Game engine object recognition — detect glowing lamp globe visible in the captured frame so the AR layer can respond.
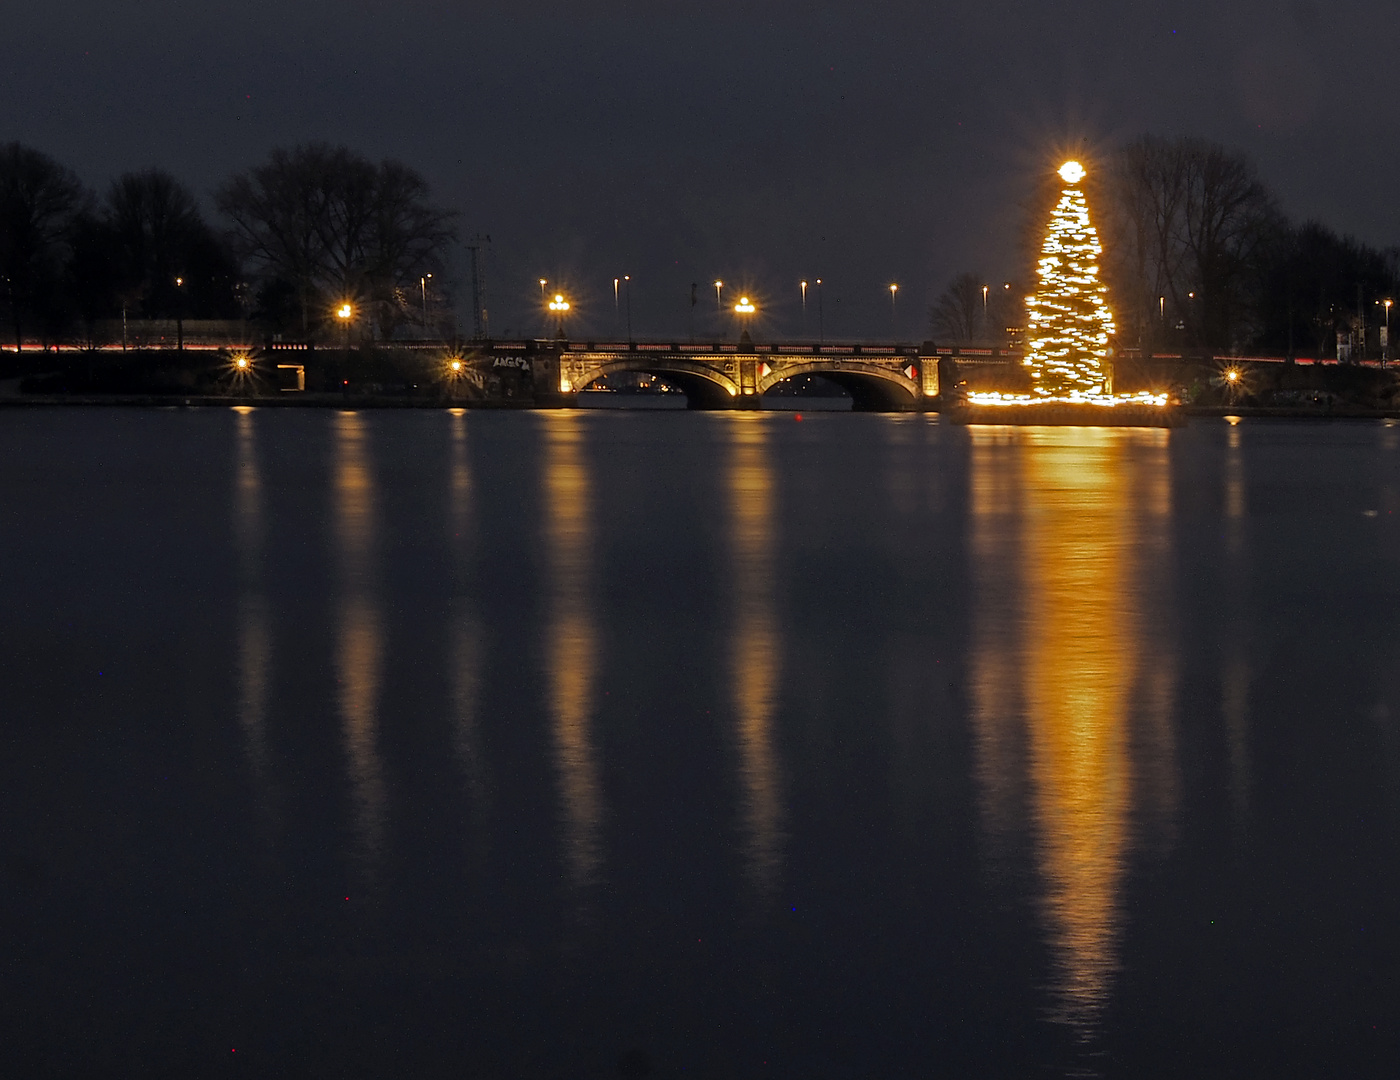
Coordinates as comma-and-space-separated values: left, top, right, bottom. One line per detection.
1058, 160, 1086, 184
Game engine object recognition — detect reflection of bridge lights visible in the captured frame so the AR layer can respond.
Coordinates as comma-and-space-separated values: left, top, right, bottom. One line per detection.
734, 297, 756, 314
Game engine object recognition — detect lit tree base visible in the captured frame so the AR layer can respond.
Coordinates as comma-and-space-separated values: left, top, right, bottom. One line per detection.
944, 399, 1185, 428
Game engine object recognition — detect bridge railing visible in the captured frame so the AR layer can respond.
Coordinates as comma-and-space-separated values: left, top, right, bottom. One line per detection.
473, 339, 1028, 359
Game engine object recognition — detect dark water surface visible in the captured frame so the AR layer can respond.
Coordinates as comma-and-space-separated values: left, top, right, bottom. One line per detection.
2, 408, 1398, 1078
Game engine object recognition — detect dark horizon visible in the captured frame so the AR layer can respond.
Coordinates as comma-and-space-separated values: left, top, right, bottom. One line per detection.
6, 0, 1396, 339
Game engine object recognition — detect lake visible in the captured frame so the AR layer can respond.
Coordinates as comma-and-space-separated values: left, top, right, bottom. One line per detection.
1, 407, 1397, 1078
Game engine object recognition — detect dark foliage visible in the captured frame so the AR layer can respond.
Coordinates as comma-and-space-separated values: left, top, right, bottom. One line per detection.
0, 142, 88, 350
216, 144, 456, 338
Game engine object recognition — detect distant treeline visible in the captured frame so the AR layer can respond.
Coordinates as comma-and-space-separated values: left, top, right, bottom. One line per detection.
931, 135, 1400, 360
0, 142, 457, 352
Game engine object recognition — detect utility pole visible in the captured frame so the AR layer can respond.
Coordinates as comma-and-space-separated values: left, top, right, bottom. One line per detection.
1358, 283, 1365, 362
465, 235, 490, 339
1287, 290, 1295, 363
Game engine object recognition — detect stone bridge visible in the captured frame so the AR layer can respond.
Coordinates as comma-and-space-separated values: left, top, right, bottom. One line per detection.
470, 339, 1023, 410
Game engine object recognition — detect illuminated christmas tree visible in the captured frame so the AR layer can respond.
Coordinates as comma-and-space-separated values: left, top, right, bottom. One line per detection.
1025, 161, 1116, 397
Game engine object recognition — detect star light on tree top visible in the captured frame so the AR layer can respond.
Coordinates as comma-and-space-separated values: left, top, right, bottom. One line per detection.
1024, 159, 1117, 397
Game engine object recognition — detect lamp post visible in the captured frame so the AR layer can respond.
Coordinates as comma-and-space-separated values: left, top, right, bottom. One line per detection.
816, 278, 824, 344
614, 277, 621, 334
890, 283, 899, 341
174, 276, 185, 350
734, 295, 756, 342
336, 302, 353, 356
548, 293, 570, 338
421, 274, 433, 334
800, 280, 808, 339
624, 275, 632, 342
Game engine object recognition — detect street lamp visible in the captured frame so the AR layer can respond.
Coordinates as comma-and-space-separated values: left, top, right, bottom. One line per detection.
816, 278, 824, 344
548, 292, 571, 338
890, 283, 899, 341
1384, 299, 1393, 365
336, 302, 354, 354
624, 275, 632, 342
421, 273, 433, 332
734, 295, 756, 341
800, 280, 808, 338
174, 276, 185, 350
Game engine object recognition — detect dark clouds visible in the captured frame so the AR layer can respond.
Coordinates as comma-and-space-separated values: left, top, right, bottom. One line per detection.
4, 0, 1395, 338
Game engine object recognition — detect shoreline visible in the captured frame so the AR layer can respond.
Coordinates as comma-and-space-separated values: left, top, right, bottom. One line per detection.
2, 394, 1400, 419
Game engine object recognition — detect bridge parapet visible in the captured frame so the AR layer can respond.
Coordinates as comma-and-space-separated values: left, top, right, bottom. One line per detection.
470, 339, 1025, 410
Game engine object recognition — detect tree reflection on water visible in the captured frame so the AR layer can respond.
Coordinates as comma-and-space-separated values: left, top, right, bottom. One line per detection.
970, 427, 1179, 1043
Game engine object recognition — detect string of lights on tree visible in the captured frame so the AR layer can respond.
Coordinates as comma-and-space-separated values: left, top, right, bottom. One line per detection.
1025, 160, 1115, 395
969, 160, 1165, 408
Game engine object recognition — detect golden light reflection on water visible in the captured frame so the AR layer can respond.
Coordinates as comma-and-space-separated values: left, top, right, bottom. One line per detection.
334, 412, 386, 873
542, 413, 603, 894
1223, 424, 1251, 829
449, 411, 485, 806
233, 408, 273, 816
969, 427, 1178, 1037
970, 432, 1029, 854
728, 417, 785, 900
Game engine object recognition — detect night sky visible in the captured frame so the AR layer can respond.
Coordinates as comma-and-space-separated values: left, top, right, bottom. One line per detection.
5, 0, 1394, 340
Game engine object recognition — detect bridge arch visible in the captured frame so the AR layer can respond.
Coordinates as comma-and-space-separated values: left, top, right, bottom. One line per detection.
758, 362, 923, 412
572, 357, 740, 409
